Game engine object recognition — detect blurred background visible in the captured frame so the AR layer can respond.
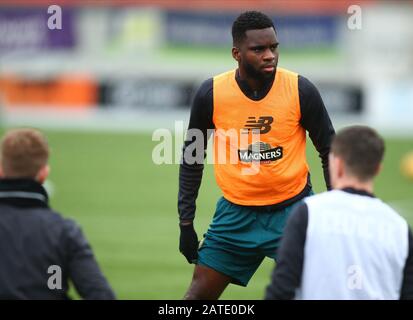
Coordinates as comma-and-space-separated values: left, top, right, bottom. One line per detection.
0, 0, 412, 299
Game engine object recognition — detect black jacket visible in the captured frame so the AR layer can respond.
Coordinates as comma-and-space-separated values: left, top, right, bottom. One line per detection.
0, 178, 115, 300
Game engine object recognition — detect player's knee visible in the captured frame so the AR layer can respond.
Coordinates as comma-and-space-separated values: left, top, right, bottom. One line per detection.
184, 272, 210, 300
184, 284, 218, 300
183, 288, 202, 300
183, 266, 228, 300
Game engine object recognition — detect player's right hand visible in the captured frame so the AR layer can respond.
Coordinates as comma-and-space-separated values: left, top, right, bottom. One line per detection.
179, 222, 199, 264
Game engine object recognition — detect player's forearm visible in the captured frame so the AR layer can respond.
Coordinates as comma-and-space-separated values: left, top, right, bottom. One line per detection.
178, 161, 204, 221
298, 76, 335, 190
319, 147, 332, 190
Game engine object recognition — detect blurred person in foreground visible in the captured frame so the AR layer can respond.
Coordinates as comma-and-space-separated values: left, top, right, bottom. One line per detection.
265, 126, 413, 300
0, 128, 115, 300
178, 11, 335, 299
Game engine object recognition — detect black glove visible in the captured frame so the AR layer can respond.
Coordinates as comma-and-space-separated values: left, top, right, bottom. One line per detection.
179, 222, 199, 264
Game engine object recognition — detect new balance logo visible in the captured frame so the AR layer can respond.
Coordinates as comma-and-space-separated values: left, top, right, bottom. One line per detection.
242, 116, 274, 134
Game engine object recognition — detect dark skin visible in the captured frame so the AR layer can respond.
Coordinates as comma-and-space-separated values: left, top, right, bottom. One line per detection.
232, 27, 279, 91
183, 27, 279, 300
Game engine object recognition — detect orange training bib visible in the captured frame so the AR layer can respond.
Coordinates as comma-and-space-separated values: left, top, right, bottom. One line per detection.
212, 67, 308, 205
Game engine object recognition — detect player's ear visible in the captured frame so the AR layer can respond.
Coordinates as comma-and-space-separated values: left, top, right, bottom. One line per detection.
0, 163, 4, 178
232, 46, 241, 62
328, 152, 339, 189
337, 157, 346, 178
328, 153, 335, 175
36, 164, 50, 184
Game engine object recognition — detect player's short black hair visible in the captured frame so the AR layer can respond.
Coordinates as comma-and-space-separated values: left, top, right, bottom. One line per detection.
232, 11, 275, 46
331, 126, 385, 181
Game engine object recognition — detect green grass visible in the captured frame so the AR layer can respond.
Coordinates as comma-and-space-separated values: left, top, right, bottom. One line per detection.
39, 130, 413, 299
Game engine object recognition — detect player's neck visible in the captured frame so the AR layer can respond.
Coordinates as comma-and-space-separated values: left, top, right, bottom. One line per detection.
333, 176, 374, 194
237, 68, 272, 92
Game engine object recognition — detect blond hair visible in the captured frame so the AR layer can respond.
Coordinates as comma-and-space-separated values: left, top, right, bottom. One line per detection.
0, 128, 49, 178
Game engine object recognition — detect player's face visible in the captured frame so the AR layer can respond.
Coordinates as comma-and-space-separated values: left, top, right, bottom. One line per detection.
237, 27, 279, 80
329, 152, 340, 189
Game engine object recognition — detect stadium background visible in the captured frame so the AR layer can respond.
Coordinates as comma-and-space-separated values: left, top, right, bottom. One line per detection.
0, 0, 412, 299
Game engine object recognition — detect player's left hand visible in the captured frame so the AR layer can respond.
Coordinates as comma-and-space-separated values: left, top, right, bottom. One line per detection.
179, 222, 199, 264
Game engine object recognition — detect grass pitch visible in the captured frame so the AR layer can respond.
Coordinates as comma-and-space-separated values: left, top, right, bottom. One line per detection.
39, 130, 413, 299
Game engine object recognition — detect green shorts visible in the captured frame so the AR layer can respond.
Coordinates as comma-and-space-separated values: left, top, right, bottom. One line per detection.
197, 194, 311, 287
